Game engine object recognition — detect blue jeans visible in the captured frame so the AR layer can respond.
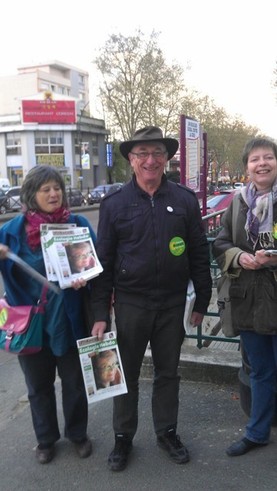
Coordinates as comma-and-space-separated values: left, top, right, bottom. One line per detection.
240, 331, 277, 444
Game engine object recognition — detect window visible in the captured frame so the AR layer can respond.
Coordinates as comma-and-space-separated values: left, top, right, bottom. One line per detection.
74, 135, 99, 159
40, 82, 49, 91
6, 132, 22, 156
91, 135, 99, 157
35, 131, 64, 154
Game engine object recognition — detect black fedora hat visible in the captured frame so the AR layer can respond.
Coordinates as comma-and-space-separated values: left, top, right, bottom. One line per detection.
120, 126, 179, 161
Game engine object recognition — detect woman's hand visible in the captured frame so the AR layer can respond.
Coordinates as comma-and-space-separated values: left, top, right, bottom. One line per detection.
238, 252, 260, 269
255, 249, 277, 268
71, 278, 87, 290
0, 244, 9, 260
238, 250, 277, 269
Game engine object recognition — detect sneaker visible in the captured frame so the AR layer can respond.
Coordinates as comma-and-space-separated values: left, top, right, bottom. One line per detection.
157, 430, 189, 464
108, 435, 132, 472
226, 437, 267, 457
36, 444, 55, 464
74, 437, 92, 458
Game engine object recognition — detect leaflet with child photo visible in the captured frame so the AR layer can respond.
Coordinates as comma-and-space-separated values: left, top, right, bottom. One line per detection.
40, 223, 77, 281
76, 332, 128, 404
41, 226, 103, 289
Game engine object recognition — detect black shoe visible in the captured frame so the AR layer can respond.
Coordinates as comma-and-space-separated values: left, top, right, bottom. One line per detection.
226, 437, 267, 457
157, 429, 190, 464
108, 435, 132, 472
74, 437, 92, 458
36, 444, 55, 464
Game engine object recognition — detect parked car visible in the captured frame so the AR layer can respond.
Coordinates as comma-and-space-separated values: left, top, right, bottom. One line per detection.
0, 186, 22, 214
66, 188, 87, 207
0, 189, 7, 214
233, 182, 245, 189
206, 190, 236, 214
106, 182, 124, 195
204, 190, 236, 230
0, 178, 11, 191
87, 183, 123, 205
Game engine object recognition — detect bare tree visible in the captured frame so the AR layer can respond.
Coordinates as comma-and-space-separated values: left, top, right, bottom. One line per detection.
93, 30, 265, 184
180, 93, 260, 182
94, 30, 185, 140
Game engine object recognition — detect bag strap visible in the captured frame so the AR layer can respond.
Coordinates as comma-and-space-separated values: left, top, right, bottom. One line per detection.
38, 285, 48, 306
231, 194, 240, 246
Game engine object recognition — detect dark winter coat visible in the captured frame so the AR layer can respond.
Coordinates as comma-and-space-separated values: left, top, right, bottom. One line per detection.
92, 175, 212, 321
213, 193, 277, 334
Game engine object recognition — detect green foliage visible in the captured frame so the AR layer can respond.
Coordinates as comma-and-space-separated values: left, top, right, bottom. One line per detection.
106, 140, 132, 183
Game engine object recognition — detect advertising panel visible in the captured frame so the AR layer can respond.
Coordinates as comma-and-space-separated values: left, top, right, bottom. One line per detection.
179, 114, 208, 214
22, 100, 76, 124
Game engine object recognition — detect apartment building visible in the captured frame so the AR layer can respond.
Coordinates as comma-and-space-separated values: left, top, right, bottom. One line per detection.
0, 60, 109, 188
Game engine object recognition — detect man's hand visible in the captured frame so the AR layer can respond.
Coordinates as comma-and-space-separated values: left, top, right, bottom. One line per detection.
190, 312, 204, 327
91, 321, 107, 340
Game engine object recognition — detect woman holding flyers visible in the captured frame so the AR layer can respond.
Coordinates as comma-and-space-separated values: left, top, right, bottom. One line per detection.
213, 138, 277, 457
0, 165, 96, 464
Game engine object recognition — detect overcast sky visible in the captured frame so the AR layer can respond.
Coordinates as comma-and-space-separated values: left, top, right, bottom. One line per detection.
2, 0, 276, 138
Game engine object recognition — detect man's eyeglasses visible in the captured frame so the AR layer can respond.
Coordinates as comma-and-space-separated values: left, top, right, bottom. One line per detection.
130, 151, 167, 160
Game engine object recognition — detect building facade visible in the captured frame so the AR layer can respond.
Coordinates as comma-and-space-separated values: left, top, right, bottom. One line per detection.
0, 60, 109, 189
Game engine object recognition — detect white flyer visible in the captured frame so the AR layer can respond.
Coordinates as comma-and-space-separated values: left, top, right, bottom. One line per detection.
41, 226, 103, 288
76, 332, 127, 404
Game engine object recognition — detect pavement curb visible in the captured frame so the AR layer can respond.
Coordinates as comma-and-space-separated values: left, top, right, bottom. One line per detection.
142, 345, 241, 386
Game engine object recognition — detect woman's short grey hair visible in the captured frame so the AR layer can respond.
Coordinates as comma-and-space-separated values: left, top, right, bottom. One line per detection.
20, 165, 68, 211
242, 138, 277, 168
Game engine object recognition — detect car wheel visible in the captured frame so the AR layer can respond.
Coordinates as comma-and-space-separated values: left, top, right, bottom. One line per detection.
0, 205, 7, 214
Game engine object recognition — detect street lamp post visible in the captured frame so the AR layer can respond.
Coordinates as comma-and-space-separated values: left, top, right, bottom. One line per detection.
78, 101, 90, 192
77, 109, 83, 191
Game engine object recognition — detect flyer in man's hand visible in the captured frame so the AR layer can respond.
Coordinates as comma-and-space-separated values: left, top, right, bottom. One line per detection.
76, 332, 128, 404
40, 226, 103, 288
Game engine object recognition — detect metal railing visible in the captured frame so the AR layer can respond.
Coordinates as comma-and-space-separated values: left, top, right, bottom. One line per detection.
186, 208, 240, 349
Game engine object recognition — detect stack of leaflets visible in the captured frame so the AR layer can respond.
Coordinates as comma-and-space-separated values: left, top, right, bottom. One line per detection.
40, 224, 103, 289
77, 332, 127, 403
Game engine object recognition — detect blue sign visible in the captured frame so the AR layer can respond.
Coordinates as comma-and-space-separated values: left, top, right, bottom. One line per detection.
106, 143, 113, 167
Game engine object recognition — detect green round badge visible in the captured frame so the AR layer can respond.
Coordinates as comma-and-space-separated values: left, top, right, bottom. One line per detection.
169, 236, 186, 256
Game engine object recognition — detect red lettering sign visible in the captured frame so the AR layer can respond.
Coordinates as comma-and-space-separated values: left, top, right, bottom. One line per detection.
22, 100, 76, 124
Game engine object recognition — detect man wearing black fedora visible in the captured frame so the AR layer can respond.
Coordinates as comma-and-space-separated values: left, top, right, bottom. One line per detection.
91, 126, 212, 471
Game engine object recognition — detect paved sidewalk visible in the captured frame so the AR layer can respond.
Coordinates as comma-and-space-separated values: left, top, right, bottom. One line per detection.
1, 348, 277, 491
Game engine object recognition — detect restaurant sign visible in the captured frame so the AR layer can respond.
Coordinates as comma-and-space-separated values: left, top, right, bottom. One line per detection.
22, 99, 76, 124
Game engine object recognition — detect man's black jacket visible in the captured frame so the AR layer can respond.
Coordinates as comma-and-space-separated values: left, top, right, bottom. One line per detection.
92, 175, 212, 321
